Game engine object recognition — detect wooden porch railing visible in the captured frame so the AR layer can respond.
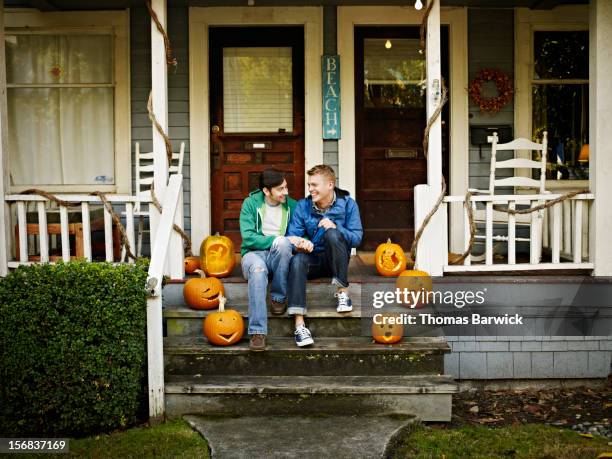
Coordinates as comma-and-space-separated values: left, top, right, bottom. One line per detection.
443, 192, 594, 272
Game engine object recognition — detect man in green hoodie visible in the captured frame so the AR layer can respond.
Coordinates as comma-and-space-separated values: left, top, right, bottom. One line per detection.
239, 168, 304, 351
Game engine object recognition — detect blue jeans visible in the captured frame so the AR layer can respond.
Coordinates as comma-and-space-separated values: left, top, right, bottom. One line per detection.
287, 229, 350, 316
241, 236, 293, 335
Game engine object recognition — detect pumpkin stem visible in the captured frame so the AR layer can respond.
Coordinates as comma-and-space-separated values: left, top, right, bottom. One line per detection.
194, 269, 206, 278
387, 238, 392, 243
218, 295, 226, 311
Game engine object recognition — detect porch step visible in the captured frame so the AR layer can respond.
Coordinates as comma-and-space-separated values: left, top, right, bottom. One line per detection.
165, 374, 458, 421
164, 336, 449, 376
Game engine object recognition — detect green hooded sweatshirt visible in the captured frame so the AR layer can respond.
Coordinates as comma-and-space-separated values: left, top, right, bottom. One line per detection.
239, 189, 297, 256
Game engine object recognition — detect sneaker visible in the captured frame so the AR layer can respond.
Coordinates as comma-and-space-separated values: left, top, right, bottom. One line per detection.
294, 325, 314, 347
249, 334, 266, 352
335, 291, 353, 313
270, 299, 287, 315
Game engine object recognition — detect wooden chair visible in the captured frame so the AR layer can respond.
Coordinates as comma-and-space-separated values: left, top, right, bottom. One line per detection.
469, 131, 548, 264
133, 141, 185, 257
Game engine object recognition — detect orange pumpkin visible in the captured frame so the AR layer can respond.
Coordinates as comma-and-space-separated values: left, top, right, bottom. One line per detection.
200, 233, 235, 278
183, 269, 224, 310
395, 269, 433, 309
184, 256, 201, 274
203, 295, 244, 346
372, 313, 404, 344
375, 239, 407, 277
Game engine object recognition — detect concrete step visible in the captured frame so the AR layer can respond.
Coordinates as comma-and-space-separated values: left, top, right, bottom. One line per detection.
165, 374, 458, 421
165, 336, 449, 376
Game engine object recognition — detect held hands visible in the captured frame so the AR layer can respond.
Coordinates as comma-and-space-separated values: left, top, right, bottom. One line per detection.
318, 218, 336, 230
288, 236, 314, 253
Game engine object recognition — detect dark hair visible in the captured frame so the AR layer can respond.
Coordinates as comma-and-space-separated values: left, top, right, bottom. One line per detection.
259, 168, 286, 191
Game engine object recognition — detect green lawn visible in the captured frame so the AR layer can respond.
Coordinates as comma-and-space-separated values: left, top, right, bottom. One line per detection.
390, 423, 610, 459
27, 420, 210, 459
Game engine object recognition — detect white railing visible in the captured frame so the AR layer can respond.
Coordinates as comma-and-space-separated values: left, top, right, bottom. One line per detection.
443, 192, 594, 272
5, 193, 153, 267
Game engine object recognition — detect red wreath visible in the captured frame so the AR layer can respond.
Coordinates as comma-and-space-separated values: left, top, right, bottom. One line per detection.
468, 68, 513, 114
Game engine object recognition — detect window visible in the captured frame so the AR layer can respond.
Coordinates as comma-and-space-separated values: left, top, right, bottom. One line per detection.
5, 11, 129, 192
531, 31, 589, 180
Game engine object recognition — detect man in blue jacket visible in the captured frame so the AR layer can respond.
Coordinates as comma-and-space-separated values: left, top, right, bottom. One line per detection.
286, 164, 363, 347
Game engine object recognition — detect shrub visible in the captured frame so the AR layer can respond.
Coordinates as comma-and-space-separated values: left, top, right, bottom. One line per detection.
0, 260, 149, 436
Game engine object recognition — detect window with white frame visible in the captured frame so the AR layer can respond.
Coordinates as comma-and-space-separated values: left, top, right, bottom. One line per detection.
4, 11, 129, 192
531, 30, 589, 180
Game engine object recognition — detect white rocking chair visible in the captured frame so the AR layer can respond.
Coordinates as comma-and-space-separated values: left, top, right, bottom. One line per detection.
469, 131, 548, 264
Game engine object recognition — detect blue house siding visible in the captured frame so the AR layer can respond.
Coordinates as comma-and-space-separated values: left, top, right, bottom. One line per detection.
130, 6, 191, 256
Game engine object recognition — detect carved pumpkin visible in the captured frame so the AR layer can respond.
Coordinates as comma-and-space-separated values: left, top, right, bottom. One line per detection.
372, 313, 404, 344
200, 233, 236, 278
184, 269, 224, 310
203, 295, 244, 346
375, 239, 407, 277
184, 256, 201, 274
395, 269, 433, 309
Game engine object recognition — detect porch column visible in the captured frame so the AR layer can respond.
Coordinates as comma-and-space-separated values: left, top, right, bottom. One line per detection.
414, 0, 447, 276
590, 0, 612, 276
0, 5, 9, 276
150, 0, 184, 279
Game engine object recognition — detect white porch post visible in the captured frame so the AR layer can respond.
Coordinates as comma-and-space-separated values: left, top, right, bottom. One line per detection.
150, 0, 184, 279
0, 5, 9, 276
414, 0, 447, 276
590, 0, 612, 276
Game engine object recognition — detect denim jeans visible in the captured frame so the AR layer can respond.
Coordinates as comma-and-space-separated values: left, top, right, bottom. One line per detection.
241, 236, 293, 335
287, 228, 349, 316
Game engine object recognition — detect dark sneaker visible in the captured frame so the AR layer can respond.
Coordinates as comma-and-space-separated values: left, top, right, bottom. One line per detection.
294, 325, 314, 347
270, 299, 287, 315
249, 334, 266, 352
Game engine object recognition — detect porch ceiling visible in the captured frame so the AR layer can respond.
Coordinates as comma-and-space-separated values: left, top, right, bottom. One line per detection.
4, 0, 588, 11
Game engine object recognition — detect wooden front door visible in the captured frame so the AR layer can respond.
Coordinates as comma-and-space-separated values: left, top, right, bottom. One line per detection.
209, 27, 305, 249
355, 27, 449, 250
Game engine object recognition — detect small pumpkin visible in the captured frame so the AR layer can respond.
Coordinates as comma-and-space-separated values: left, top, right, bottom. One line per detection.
203, 295, 244, 346
184, 269, 224, 310
200, 233, 236, 278
372, 313, 404, 344
184, 256, 201, 274
395, 269, 433, 309
375, 238, 407, 277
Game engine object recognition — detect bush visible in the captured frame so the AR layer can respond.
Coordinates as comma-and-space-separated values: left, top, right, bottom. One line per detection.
0, 260, 149, 436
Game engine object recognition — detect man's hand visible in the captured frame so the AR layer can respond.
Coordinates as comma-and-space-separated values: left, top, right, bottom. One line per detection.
287, 236, 303, 247
297, 239, 314, 253
318, 218, 336, 230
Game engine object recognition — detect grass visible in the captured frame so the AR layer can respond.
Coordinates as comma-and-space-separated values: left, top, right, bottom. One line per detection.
390, 423, 610, 459
23, 419, 210, 459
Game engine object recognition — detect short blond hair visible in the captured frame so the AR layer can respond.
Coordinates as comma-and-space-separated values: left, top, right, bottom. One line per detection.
307, 164, 336, 183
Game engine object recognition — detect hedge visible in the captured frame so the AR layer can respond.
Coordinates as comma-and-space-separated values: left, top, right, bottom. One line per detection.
0, 261, 149, 436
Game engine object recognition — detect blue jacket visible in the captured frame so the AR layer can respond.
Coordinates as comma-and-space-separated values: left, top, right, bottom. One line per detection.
287, 188, 363, 253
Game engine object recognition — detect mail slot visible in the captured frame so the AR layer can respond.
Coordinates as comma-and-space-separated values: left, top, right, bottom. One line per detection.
245, 142, 272, 150
385, 149, 418, 159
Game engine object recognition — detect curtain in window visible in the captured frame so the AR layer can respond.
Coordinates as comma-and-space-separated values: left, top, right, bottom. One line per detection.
6, 35, 114, 186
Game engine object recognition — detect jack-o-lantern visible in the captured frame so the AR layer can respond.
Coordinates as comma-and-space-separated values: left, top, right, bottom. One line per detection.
372, 313, 404, 344
200, 233, 235, 278
184, 269, 224, 310
184, 256, 201, 274
203, 295, 244, 346
375, 239, 407, 277
395, 269, 433, 309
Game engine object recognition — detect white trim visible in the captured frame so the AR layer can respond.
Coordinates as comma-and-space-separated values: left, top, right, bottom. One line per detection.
514, 6, 588, 177
337, 6, 468, 252
188, 7, 323, 248
4, 9, 131, 194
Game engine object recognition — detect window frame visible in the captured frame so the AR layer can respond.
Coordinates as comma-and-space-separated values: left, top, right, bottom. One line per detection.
5, 9, 130, 193
515, 6, 589, 189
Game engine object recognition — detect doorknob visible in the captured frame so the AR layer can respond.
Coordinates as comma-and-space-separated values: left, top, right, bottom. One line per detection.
211, 125, 220, 134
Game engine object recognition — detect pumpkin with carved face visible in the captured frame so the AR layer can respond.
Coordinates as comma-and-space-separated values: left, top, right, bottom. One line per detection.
184, 256, 201, 274
375, 239, 407, 277
184, 269, 224, 310
372, 313, 404, 344
203, 295, 244, 346
395, 269, 433, 309
200, 233, 236, 278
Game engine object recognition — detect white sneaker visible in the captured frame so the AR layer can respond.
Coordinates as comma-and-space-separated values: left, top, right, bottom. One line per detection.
294, 325, 314, 347
335, 291, 353, 313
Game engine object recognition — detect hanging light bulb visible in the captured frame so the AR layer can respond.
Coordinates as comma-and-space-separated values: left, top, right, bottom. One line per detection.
385, 39, 392, 49
414, 0, 423, 10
